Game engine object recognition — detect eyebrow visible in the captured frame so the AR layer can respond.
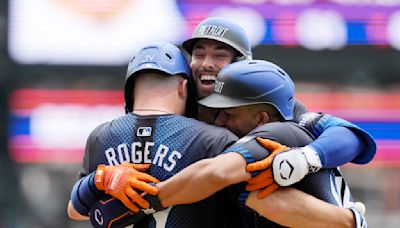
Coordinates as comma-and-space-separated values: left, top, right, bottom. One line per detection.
193, 43, 233, 52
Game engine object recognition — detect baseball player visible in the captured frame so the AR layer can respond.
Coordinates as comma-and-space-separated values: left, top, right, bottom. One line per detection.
68, 43, 364, 228
68, 42, 240, 227
182, 17, 376, 188
68, 17, 374, 227
123, 60, 367, 227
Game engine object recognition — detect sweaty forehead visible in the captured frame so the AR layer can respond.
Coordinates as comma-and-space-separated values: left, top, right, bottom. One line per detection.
193, 39, 235, 52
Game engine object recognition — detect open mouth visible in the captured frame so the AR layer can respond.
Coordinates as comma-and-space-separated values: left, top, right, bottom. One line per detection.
200, 74, 217, 86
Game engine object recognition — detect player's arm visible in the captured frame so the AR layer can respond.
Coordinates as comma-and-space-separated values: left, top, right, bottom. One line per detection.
156, 152, 250, 207
293, 99, 376, 166
247, 114, 376, 190
297, 112, 376, 168
68, 128, 101, 220
68, 201, 89, 220
246, 188, 364, 228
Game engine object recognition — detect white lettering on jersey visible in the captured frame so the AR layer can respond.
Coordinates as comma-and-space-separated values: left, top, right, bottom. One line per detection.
153, 144, 169, 167
104, 142, 182, 171
105, 148, 118, 165
117, 143, 130, 163
143, 142, 153, 163
132, 141, 143, 163
164, 150, 182, 172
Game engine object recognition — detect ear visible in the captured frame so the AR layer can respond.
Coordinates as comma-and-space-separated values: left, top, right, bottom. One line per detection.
257, 111, 269, 126
178, 79, 188, 100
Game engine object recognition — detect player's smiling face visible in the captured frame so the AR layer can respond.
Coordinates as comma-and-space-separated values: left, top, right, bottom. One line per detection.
190, 39, 236, 99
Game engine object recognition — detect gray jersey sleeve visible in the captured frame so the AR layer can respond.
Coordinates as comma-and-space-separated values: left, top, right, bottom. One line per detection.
197, 124, 239, 158
224, 122, 314, 163
293, 99, 308, 123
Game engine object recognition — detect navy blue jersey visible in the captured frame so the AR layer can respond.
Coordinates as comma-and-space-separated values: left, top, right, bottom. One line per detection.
224, 122, 355, 227
80, 113, 238, 228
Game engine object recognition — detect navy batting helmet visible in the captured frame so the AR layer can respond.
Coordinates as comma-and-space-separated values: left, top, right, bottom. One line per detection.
182, 17, 252, 60
198, 60, 295, 120
125, 42, 198, 118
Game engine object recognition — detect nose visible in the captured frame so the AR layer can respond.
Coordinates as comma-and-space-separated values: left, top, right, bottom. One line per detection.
214, 111, 226, 127
201, 55, 215, 70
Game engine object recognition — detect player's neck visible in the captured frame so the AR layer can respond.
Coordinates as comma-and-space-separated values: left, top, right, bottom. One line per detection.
133, 108, 172, 115
133, 102, 176, 115
133, 98, 184, 116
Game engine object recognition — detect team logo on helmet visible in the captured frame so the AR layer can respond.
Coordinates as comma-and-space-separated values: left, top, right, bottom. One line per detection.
182, 17, 252, 59
214, 80, 225, 93
198, 25, 229, 37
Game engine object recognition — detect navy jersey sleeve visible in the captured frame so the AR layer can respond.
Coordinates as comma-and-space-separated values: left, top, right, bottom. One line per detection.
78, 122, 109, 178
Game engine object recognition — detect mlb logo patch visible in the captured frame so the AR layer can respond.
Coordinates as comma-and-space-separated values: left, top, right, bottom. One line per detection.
137, 127, 152, 137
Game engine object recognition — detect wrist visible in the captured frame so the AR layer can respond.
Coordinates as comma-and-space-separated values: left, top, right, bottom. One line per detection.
301, 146, 322, 173
94, 164, 106, 190
143, 192, 166, 213
71, 173, 105, 216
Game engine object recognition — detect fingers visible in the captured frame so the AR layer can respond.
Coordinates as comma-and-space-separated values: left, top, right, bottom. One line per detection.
117, 163, 151, 173
257, 183, 279, 199
120, 194, 140, 212
246, 157, 273, 172
256, 137, 290, 153
125, 186, 150, 209
136, 172, 160, 184
129, 179, 159, 195
246, 179, 274, 191
247, 138, 290, 172
245, 169, 274, 191
256, 137, 281, 150
247, 138, 290, 173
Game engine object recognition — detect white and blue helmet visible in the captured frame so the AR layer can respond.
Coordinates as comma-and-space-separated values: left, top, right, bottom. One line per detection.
125, 42, 197, 117
198, 60, 295, 120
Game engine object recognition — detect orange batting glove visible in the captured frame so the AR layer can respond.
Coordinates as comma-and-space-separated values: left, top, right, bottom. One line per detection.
94, 163, 159, 212
245, 138, 290, 198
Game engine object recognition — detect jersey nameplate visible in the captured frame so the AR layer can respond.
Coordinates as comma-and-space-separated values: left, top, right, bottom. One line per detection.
104, 142, 182, 172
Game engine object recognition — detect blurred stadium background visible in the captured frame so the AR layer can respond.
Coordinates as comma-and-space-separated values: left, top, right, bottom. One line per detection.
0, 0, 399, 227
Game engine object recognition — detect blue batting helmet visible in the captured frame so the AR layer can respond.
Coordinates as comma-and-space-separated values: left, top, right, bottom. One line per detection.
198, 60, 295, 120
182, 17, 252, 60
125, 42, 197, 117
